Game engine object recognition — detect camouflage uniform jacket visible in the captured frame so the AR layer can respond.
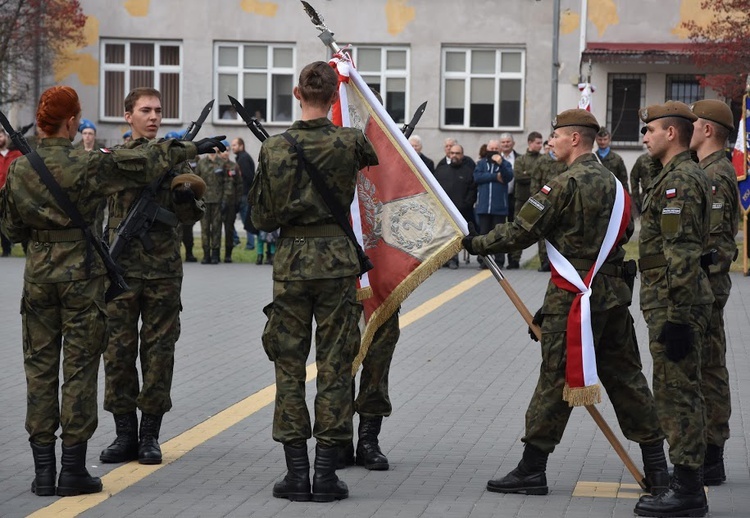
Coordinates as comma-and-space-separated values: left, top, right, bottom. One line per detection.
639, 150, 714, 322
513, 149, 542, 201
249, 117, 378, 281
530, 153, 567, 194
596, 149, 629, 193
473, 153, 633, 314
701, 149, 739, 296
195, 156, 232, 204
225, 159, 243, 209
1, 137, 196, 283
629, 152, 661, 207
107, 138, 204, 280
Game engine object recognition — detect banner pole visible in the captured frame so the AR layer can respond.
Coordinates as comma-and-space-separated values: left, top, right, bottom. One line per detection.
482, 255, 647, 490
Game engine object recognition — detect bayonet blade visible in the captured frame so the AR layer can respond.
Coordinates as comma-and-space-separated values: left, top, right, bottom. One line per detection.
183, 99, 214, 141
300, 1, 340, 52
402, 101, 427, 138
301, 1, 324, 27
228, 95, 270, 142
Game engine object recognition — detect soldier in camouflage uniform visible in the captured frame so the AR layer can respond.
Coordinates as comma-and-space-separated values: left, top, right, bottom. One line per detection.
0, 86, 201, 497
629, 152, 662, 215
219, 144, 242, 263
101, 88, 218, 467
595, 128, 629, 193
689, 100, 739, 487
634, 101, 714, 518
462, 109, 667, 499
195, 149, 229, 264
529, 148, 567, 271
507, 131, 543, 269
250, 61, 378, 502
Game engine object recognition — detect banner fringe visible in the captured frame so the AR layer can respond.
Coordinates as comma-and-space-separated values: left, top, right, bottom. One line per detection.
356, 286, 373, 301
351, 236, 464, 375
563, 383, 601, 407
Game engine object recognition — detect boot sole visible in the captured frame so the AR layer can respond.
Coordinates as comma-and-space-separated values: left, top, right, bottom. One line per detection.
634, 506, 708, 518
312, 492, 348, 502
56, 483, 103, 497
138, 458, 162, 465
31, 485, 56, 496
100, 452, 138, 463
486, 484, 548, 496
272, 490, 312, 501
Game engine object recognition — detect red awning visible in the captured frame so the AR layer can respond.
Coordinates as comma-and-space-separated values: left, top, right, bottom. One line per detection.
582, 43, 697, 65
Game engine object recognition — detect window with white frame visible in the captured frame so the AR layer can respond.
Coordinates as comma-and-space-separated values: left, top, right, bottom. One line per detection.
215, 43, 295, 124
350, 46, 409, 124
100, 40, 182, 121
666, 74, 704, 105
441, 47, 525, 130
606, 73, 646, 146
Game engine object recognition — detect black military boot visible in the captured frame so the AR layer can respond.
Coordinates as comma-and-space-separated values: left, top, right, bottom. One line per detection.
273, 443, 312, 501
100, 412, 138, 463
224, 246, 233, 263
634, 465, 707, 517
30, 442, 56, 496
57, 443, 103, 496
210, 249, 220, 265
312, 444, 348, 502
486, 444, 549, 495
641, 440, 669, 496
337, 441, 355, 469
703, 443, 725, 485
255, 253, 263, 265
355, 417, 389, 470
138, 413, 163, 465
200, 247, 210, 264
185, 250, 197, 263
265, 253, 274, 265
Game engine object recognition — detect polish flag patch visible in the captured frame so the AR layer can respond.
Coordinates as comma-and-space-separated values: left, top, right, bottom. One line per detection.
712, 185, 716, 195
541, 185, 551, 195
665, 188, 676, 199
99, 147, 112, 154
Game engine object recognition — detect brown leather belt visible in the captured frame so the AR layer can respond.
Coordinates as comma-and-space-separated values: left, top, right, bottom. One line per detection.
638, 253, 668, 271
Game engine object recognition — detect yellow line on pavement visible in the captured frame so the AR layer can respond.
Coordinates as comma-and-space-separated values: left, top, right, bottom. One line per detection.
30, 270, 491, 517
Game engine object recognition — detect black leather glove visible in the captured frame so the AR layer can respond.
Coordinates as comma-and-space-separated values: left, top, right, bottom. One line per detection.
657, 321, 694, 362
462, 221, 479, 255
172, 187, 195, 204
195, 136, 227, 154
528, 308, 544, 342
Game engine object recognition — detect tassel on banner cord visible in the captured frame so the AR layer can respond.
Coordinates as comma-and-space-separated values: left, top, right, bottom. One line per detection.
563, 383, 602, 407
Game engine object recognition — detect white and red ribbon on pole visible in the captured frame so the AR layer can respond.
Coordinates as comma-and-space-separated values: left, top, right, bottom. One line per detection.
546, 174, 630, 406
578, 83, 595, 112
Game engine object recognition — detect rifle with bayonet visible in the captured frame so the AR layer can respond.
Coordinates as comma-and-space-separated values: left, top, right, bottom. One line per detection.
0, 110, 129, 302
109, 99, 215, 261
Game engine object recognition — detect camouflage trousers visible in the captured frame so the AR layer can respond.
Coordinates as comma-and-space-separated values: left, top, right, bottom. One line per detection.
200, 203, 222, 252
703, 295, 731, 447
644, 305, 711, 469
104, 276, 182, 416
355, 311, 400, 418
22, 276, 107, 446
262, 277, 362, 447
222, 206, 237, 255
523, 305, 664, 454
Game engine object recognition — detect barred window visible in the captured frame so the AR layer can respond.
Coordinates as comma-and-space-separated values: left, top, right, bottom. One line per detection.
100, 40, 182, 121
215, 43, 295, 124
666, 74, 704, 105
350, 46, 410, 124
441, 47, 525, 130
606, 73, 646, 146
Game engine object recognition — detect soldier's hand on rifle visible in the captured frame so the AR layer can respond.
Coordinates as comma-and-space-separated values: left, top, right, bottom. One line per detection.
657, 321, 694, 362
195, 136, 227, 154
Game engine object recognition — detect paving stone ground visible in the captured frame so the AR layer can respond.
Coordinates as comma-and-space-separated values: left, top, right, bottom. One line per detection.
0, 245, 748, 517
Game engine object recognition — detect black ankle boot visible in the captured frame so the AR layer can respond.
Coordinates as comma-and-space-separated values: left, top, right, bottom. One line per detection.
100, 412, 138, 463
255, 253, 263, 265
57, 443, 103, 496
265, 253, 274, 265
138, 413, 163, 465
312, 444, 348, 502
30, 442, 56, 496
224, 246, 233, 263
337, 441, 355, 469
703, 444, 725, 485
273, 443, 312, 501
356, 416, 388, 470
210, 250, 220, 265
201, 248, 210, 264
487, 444, 549, 495
634, 464, 707, 517
641, 440, 669, 496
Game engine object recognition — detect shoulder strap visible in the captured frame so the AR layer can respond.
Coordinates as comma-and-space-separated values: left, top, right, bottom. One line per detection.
26, 151, 129, 301
280, 131, 373, 276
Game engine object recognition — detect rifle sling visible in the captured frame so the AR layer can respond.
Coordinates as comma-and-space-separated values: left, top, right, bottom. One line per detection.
280, 131, 368, 265
26, 151, 117, 279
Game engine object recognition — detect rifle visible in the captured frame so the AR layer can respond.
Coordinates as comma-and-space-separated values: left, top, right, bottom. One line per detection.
109, 99, 214, 261
0, 110, 128, 302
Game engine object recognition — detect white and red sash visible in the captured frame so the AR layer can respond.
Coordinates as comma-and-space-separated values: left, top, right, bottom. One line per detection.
545, 174, 631, 406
